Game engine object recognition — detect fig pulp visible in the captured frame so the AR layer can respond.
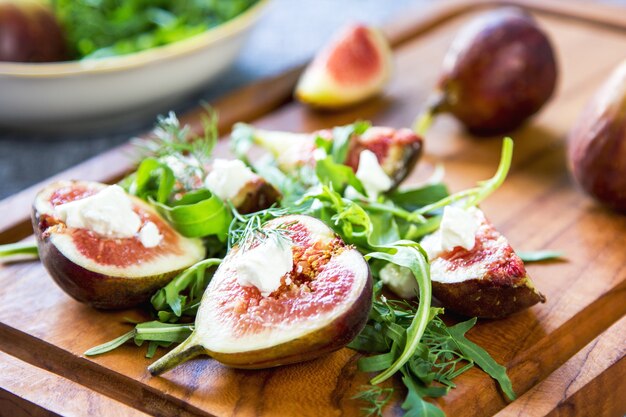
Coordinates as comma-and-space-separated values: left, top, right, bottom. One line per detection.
420, 208, 545, 318
0, 0, 67, 62
252, 125, 422, 187
567, 59, 626, 212
425, 8, 557, 136
295, 23, 393, 109
33, 180, 205, 309
149, 215, 372, 374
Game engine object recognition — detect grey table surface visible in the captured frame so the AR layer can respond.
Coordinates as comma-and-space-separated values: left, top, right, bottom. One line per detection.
0, 0, 424, 200
0, 0, 623, 200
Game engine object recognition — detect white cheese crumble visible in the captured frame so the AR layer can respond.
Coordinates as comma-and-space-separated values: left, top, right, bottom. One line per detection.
379, 263, 418, 299
235, 237, 293, 297
420, 206, 480, 259
54, 185, 163, 248
161, 155, 200, 179
356, 150, 393, 198
312, 148, 328, 161
204, 159, 256, 201
55, 185, 141, 239
138, 221, 163, 248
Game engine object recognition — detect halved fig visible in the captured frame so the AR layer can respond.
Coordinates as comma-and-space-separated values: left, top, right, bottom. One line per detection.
149, 215, 372, 374
295, 23, 393, 109
421, 208, 545, 318
252, 125, 422, 187
32, 180, 206, 309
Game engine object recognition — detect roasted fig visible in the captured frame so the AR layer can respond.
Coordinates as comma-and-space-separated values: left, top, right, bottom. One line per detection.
381, 207, 545, 318
0, 0, 67, 62
295, 23, 393, 109
33, 180, 205, 309
567, 59, 626, 211
149, 215, 372, 374
421, 8, 557, 136
252, 125, 422, 187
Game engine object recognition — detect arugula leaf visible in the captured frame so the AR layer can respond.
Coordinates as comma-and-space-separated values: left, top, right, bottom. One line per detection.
401, 372, 446, 417
126, 157, 176, 204
0, 242, 39, 262
316, 156, 366, 195
366, 245, 431, 384
388, 184, 449, 211
330, 121, 371, 164
151, 258, 222, 318
517, 250, 564, 263
445, 318, 516, 400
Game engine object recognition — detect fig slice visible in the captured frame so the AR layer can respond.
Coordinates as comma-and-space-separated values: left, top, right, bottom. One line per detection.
252, 125, 422, 187
149, 215, 372, 374
420, 208, 545, 318
295, 23, 393, 109
32, 180, 206, 309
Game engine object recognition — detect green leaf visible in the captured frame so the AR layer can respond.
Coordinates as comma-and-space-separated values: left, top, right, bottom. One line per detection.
446, 318, 516, 401
401, 373, 446, 417
134, 321, 193, 343
366, 245, 431, 385
329, 121, 370, 164
389, 184, 450, 211
316, 156, 366, 195
0, 241, 39, 261
517, 250, 565, 263
152, 190, 232, 239
130, 157, 176, 204
84, 330, 135, 356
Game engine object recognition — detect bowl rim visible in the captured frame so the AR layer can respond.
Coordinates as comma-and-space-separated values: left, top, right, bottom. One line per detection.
0, 0, 270, 78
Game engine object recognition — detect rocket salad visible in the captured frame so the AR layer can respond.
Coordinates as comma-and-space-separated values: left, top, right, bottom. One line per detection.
78, 113, 519, 415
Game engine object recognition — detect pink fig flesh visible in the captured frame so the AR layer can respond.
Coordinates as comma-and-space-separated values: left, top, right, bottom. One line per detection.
567, 59, 626, 212
434, 8, 557, 136
32, 180, 205, 309
421, 208, 545, 318
149, 215, 372, 374
295, 23, 393, 109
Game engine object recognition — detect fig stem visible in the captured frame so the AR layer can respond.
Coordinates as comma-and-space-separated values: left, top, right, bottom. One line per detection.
413, 92, 446, 136
148, 333, 205, 376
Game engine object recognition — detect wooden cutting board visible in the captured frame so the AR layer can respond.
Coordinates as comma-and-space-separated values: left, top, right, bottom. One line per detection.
1, 0, 625, 416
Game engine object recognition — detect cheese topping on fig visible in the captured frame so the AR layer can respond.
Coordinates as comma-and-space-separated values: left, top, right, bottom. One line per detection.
55, 185, 142, 239
53, 185, 164, 248
421, 206, 479, 259
379, 263, 418, 299
234, 236, 294, 297
205, 159, 257, 201
138, 221, 163, 248
356, 149, 393, 198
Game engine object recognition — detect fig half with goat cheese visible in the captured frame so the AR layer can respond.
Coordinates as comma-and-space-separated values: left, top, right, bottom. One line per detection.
149, 215, 372, 374
423, 8, 557, 136
32, 180, 205, 309
567, 59, 626, 212
381, 207, 545, 318
295, 23, 393, 109
253, 125, 422, 188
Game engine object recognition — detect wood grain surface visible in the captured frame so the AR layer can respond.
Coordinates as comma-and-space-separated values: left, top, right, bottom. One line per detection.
1, 1, 626, 416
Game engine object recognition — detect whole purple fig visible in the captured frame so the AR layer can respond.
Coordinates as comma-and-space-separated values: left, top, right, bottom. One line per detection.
567, 60, 626, 212
424, 8, 558, 136
0, 0, 67, 62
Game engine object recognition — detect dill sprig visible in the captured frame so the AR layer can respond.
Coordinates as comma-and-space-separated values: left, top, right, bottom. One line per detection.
227, 206, 301, 251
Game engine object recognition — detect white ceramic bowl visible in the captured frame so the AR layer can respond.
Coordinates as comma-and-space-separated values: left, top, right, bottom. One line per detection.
0, 0, 269, 130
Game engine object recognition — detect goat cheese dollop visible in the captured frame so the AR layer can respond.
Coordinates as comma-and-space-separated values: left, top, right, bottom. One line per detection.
235, 236, 293, 297
54, 185, 162, 247
205, 159, 256, 201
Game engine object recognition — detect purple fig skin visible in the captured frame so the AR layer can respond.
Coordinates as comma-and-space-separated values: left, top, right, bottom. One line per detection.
567, 60, 626, 212
435, 8, 557, 136
0, 1, 67, 62
432, 276, 545, 319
